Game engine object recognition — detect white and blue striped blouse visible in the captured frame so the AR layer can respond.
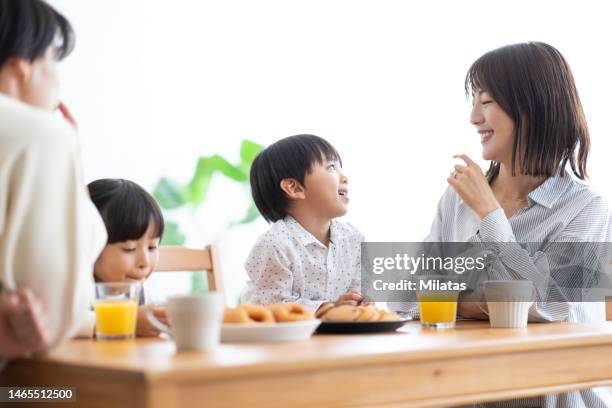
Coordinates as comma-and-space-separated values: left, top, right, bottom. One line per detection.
392, 173, 612, 408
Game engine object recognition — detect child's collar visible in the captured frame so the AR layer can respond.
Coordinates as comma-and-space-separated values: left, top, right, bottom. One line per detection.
284, 216, 338, 248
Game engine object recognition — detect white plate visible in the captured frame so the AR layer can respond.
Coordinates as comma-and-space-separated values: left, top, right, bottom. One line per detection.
221, 319, 321, 343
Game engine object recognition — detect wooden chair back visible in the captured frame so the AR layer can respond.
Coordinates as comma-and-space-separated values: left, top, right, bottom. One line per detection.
157, 245, 223, 293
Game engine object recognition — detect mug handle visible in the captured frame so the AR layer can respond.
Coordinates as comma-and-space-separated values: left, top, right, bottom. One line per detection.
146, 305, 173, 335
475, 281, 490, 317
476, 300, 490, 317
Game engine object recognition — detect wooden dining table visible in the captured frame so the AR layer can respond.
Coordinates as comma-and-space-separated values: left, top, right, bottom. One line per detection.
3, 320, 612, 408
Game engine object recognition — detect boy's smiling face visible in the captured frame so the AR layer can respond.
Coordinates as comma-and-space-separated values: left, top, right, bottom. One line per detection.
302, 158, 349, 218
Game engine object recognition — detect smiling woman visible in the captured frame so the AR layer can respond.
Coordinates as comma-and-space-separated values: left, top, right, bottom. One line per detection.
466, 42, 590, 182
447, 42, 593, 222
391, 42, 612, 408
448, 42, 595, 223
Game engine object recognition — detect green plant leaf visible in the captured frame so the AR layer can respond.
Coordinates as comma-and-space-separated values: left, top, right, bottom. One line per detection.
153, 140, 263, 245
188, 155, 247, 206
240, 139, 264, 163
239, 139, 264, 173
160, 221, 186, 245
188, 157, 214, 206
209, 154, 247, 182
153, 178, 189, 209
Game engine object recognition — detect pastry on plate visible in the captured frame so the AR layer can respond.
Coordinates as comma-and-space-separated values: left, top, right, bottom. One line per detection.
319, 304, 400, 322
224, 303, 314, 324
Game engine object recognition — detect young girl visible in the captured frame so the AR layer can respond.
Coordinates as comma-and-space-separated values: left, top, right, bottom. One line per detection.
78, 178, 167, 337
243, 134, 365, 313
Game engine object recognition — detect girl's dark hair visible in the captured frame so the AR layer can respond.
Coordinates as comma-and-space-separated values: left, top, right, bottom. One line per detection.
0, 0, 75, 69
250, 134, 342, 223
88, 179, 164, 244
465, 42, 590, 180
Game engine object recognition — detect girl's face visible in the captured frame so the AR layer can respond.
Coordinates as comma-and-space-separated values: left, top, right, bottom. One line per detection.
470, 90, 516, 164
94, 223, 161, 283
303, 159, 349, 219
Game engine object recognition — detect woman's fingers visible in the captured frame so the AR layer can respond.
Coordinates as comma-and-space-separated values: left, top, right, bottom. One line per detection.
447, 175, 464, 193
0, 292, 19, 310
447, 155, 501, 219
452, 164, 469, 179
11, 289, 50, 350
454, 164, 469, 173
57, 102, 78, 129
453, 154, 477, 167
0, 289, 50, 357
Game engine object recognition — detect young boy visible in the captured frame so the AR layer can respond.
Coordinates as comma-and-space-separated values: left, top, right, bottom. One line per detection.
243, 134, 364, 313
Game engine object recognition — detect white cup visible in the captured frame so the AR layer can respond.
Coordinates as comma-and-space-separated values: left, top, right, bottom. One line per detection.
484, 280, 534, 328
147, 293, 224, 352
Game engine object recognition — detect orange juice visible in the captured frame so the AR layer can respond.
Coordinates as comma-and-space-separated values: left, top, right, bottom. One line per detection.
94, 300, 138, 339
417, 293, 458, 328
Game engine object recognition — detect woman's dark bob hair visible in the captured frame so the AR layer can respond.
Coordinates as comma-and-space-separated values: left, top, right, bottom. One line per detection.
250, 134, 342, 223
0, 0, 75, 69
465, 41, 590, 180
88, 179, 165, 244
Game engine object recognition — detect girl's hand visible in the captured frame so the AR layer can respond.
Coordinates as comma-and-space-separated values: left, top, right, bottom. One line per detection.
136, 306, 167, 337
447, 154, 501, 219
57, 101, 78, 130
0, 289, 51, 358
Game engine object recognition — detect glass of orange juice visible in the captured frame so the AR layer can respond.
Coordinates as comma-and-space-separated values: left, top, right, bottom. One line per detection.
417, 278, 460, 329
94, 282, 141, 340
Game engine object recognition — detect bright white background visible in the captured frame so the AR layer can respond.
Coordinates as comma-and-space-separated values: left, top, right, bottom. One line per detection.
49, 0, 612, 302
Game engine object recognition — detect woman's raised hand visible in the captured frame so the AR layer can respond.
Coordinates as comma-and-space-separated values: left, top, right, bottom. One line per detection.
447, 154, 501, 219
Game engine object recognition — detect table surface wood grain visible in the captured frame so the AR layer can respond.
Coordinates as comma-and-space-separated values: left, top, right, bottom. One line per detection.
4, 321, 612, 408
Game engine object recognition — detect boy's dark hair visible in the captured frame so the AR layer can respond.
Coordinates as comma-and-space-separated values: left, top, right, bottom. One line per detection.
250, 134, 342, 223
88, 179, 164, 243
465, 41, 590, 180
0, 0, 75, 69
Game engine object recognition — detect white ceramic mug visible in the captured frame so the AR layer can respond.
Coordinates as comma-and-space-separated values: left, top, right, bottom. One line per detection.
484, 280, 535, 328
147, 293, 224, 352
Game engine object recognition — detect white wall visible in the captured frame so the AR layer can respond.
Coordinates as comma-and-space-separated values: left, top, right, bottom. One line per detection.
48, 0, 612, 301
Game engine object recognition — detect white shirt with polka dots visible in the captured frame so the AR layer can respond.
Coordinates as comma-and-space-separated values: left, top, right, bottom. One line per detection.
242, 216, 364, 312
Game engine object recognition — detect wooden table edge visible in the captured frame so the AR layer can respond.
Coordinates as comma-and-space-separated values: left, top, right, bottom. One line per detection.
140, 329, 612, 382
351, 379, 612, 408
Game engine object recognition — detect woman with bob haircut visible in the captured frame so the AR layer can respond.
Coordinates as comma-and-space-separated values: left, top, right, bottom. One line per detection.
0, 0, 107, 364
394, 42, 611, 407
